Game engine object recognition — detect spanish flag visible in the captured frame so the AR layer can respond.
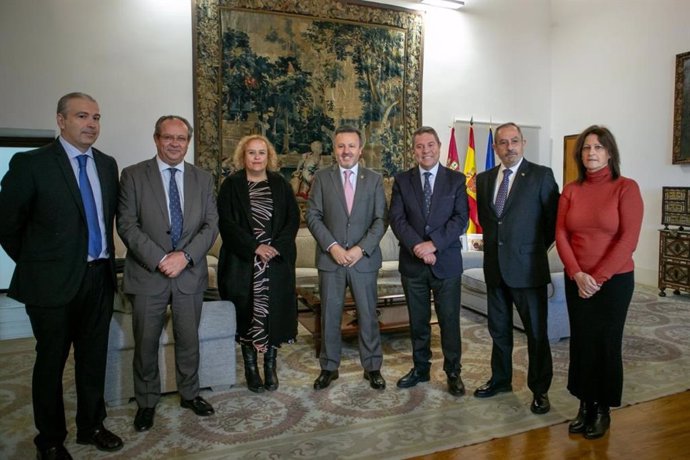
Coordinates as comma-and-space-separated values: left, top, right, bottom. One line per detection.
463, 122, 482, 234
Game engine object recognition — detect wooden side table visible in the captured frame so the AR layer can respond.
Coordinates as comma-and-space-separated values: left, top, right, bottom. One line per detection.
658, 229, 690, 296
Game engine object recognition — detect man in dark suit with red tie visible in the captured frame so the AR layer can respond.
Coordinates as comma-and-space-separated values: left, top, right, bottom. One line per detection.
0, 92, 123, 459
474, 122, 559, 415
389, 126, 469, 396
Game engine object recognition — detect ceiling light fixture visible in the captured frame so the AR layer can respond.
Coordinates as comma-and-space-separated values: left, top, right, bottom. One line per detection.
421, 0, 465, 9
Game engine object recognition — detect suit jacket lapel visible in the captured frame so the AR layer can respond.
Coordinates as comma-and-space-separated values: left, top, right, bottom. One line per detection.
93, 150, 112, 224
409, 168, 426, 218
145, 158, 170, 224
428, 166, 449, 219
351, 167, 368, 214
53, 142, 86, 221
329, 165, 348, 215
182, 163, 195, 232
485, 166, 500, 215
501, 160, 530, 215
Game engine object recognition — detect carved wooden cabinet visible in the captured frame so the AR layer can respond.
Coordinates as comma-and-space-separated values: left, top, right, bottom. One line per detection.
658, 229, 690, 296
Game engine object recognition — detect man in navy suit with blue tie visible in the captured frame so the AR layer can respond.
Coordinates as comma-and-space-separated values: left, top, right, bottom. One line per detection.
0, 92, 123, 459
389, 126, 469, 396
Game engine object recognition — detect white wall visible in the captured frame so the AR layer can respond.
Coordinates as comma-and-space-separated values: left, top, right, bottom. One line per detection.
550, 0, 690, 285
2, 0, 687, 286
0, 0, 194, 167
421, 0, 552, 166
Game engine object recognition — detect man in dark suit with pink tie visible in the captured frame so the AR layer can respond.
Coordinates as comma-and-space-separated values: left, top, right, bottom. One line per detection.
389, 126, 469, 396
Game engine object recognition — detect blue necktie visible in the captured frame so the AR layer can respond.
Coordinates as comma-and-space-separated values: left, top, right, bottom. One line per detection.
76, 155, 102, 258
168, 168, 183, 249
423, 171, 432, 217
495, 169, 513, 216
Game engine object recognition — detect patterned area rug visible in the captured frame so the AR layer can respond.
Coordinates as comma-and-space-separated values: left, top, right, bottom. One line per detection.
1, 285, 689, 459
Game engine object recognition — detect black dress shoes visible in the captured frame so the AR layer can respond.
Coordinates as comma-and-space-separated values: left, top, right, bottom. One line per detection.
181, 396, 215, 416
364, 370, 386, 390
134, 407, 156, 432
584, 405, 610, 439
473, 380, 512, 398
530, 393, 551, 414
76, 426, 124, 452
37, 445, 72, 460
396, 368, 430, 388
447, 373, 465, 396
313, 369, 339, 390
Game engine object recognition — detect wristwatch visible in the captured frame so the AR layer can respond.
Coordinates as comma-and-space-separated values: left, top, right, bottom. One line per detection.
183, 251, 193, 266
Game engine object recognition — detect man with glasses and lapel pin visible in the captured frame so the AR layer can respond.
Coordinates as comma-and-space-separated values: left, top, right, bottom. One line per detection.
474, 122, 559, 415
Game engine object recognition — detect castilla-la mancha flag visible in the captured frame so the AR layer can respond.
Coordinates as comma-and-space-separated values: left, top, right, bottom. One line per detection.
446, 127, 460, 171
462, 123, 482, 234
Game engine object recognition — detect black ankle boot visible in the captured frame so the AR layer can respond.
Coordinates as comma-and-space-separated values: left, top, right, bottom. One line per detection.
584, 404, 610, 439
569, 400, 593, 434
264, 348, 279, 391
241, 344, 264, 393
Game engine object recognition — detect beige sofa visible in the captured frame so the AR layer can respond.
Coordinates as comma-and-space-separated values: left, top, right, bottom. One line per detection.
295, 227, 399, 282
106, 233, 236, 407
294, 227, 484, 285
293, 227, 568, 343
460, 244, 570, 342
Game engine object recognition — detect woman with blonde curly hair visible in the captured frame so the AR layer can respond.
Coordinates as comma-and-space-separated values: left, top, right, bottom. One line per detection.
217, 134, 299, 392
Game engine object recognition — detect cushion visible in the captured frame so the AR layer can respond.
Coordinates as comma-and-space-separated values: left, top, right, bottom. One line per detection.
461, 268, 487, 294
295, 228, 317, 268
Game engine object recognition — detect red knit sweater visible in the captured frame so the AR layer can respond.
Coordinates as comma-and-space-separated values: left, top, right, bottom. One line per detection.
555, 166, 643, 285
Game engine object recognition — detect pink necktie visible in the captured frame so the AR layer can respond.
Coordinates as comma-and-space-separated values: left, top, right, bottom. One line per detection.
344, 170, 354, 214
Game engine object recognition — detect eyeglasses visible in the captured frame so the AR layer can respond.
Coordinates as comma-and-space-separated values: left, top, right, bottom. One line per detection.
158, 134, 189, 143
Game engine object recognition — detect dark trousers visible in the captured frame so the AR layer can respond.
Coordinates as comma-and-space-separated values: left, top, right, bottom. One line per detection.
486, 279, 552, 394
26, 262, 113, 450
401, 268, 462, 374
131, 287, 204, 407
566, 272, 633, 407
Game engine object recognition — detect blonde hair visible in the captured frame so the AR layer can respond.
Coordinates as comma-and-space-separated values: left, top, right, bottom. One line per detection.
232, 134, 279, 171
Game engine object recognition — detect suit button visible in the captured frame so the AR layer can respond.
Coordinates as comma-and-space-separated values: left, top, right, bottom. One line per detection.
498, 241, 503, 246
425, 225, 430, 232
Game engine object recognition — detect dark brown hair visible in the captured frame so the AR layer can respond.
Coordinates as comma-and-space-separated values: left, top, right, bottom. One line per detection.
154, 115, 193, 139
334, 125, 363, 147
412, 126, 441, 145
573, 125, 620, 183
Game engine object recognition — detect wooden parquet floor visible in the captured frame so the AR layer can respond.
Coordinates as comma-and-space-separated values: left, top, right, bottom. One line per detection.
414, 390, 690, 460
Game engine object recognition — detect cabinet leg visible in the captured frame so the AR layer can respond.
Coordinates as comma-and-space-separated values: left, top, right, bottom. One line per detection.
659, 289, 666, 297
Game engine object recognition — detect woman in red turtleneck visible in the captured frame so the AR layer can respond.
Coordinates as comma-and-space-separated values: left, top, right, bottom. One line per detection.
556, 125, 643, 440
